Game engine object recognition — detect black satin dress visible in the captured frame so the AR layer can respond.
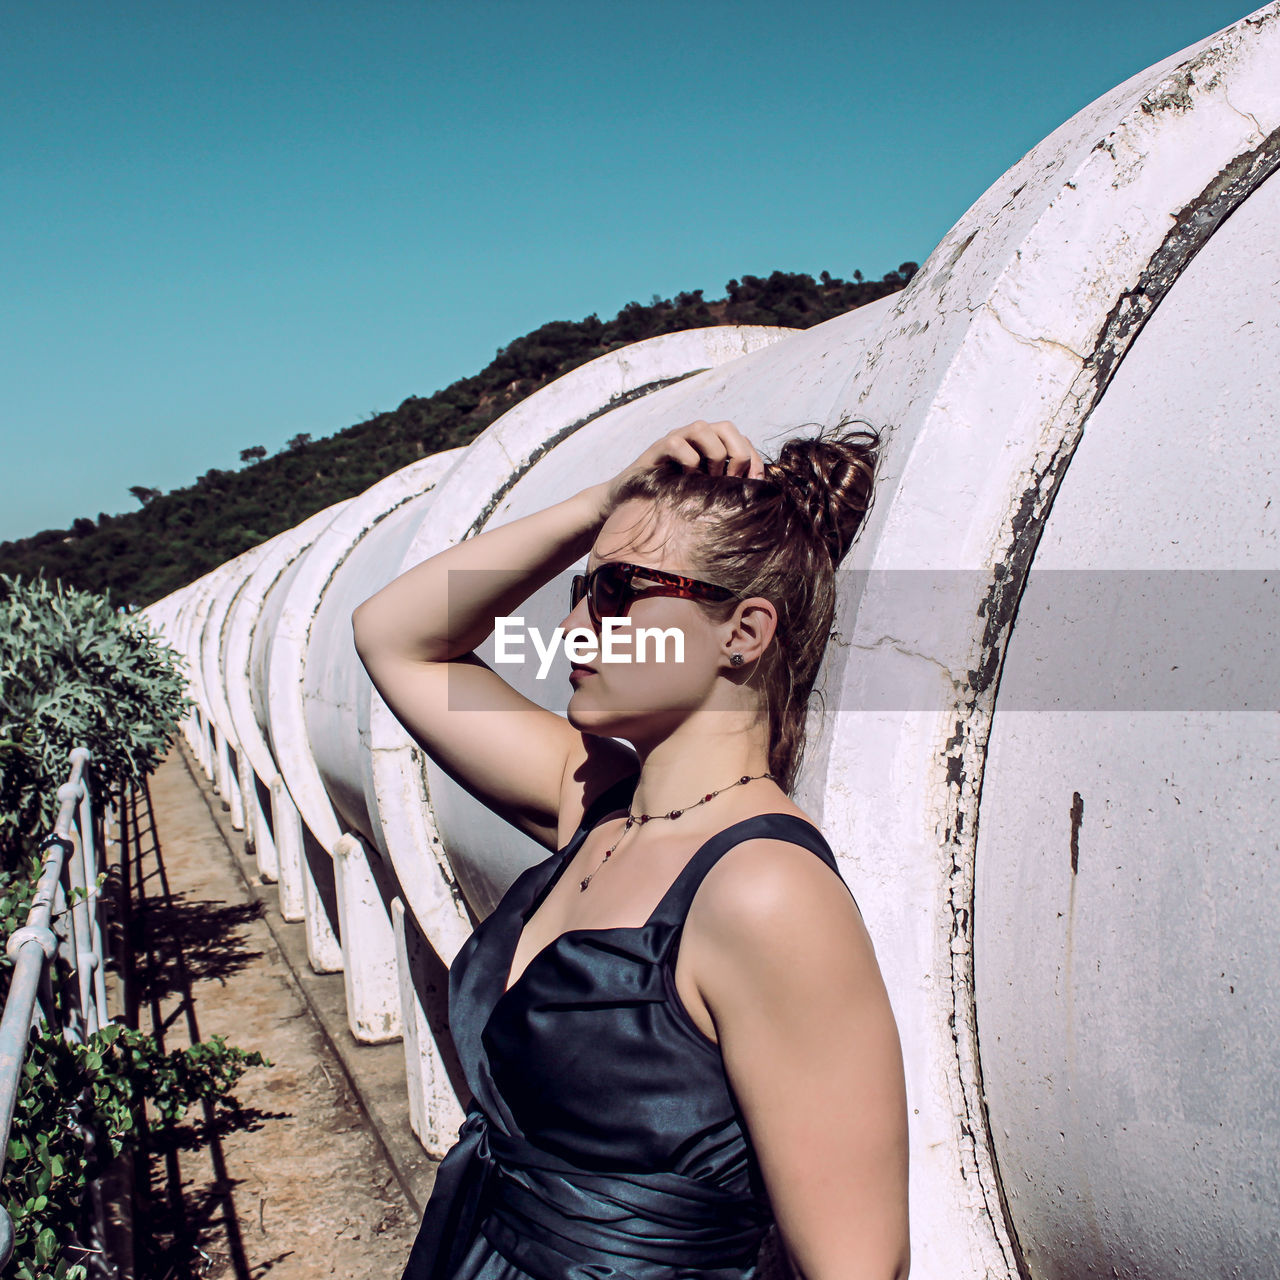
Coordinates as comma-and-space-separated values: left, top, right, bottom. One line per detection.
402, 772, 847, 1280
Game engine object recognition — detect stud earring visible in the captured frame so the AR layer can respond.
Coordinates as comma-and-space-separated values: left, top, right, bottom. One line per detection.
730, 653, 745, 667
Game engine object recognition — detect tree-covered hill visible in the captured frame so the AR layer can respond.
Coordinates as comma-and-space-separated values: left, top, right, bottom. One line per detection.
0, 265, 916, 607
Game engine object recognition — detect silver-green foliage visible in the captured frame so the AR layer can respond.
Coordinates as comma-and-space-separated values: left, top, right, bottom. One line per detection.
0, 576, 266, 1278
0, 575, 189, 868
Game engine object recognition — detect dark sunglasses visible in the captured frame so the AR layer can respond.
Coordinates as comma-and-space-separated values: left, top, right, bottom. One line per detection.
569, 561, 738, 629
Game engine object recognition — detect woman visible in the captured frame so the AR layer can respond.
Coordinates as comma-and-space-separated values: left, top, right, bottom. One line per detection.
353, 419, 910, 1280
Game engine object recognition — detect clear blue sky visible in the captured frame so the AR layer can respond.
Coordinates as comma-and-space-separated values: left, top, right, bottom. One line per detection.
0, 0, 1254, 542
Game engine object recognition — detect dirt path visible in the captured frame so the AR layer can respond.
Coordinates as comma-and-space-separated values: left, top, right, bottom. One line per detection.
129, 748, 421, 1277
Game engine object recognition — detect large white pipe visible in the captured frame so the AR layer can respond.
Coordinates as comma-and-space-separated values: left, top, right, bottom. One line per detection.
198, 544, 277, 827
802, 10, 1280, 1275
223, 502, 353, 880
272, 453, 459, 1038
972, 158, 1280, 1279
277, 455, 459, 856
173, 574, 219, 779
250, 531, 345, 965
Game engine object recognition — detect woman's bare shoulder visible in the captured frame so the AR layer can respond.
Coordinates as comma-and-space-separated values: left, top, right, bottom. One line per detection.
684, 824, 873, 996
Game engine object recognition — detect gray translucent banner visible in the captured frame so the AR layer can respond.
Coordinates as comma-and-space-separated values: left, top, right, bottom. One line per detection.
446, 569, 1279, 712
835, 569, 1278, 712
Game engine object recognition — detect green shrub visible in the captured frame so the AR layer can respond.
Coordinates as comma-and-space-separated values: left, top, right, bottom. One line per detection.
0, 575, 266, 1278
0, 574, 190, 871
4, 1025, 267, 1280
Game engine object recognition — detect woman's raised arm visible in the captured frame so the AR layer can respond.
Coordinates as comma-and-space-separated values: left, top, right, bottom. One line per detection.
352, 422, 765, 850
351, 479, 635, 851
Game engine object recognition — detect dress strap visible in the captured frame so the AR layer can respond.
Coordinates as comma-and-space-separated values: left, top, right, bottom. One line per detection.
647, 812, 854, 933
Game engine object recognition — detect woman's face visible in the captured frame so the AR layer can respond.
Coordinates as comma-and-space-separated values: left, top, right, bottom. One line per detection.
561, 499, 732, 745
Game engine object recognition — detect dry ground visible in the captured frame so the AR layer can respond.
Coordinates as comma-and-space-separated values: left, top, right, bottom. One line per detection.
126, 749, 421, 1278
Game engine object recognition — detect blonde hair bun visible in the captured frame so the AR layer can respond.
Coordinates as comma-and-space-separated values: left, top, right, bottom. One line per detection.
763, 420, 879, 565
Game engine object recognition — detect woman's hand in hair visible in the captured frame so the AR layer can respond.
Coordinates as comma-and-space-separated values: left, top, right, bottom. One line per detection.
602, 421, 765, 510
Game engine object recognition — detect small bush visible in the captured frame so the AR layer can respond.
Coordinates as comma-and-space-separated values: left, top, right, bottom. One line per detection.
4, 1025, 268, 1280
0, 574, 265, 1278
0, 574, 190, 871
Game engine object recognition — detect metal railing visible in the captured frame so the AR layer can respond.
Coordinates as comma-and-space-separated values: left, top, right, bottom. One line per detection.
0, 746, 112, 1266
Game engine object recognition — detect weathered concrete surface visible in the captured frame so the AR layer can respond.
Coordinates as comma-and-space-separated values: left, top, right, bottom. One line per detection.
795, 9, 1280, 1276
283, 453, 460, 856
224, 502, 355, 879
972, 158, 1280, 1279
138, 746, 423, 1276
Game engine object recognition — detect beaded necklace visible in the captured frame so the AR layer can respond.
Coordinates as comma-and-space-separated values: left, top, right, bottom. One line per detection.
578, 772, 776, 892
